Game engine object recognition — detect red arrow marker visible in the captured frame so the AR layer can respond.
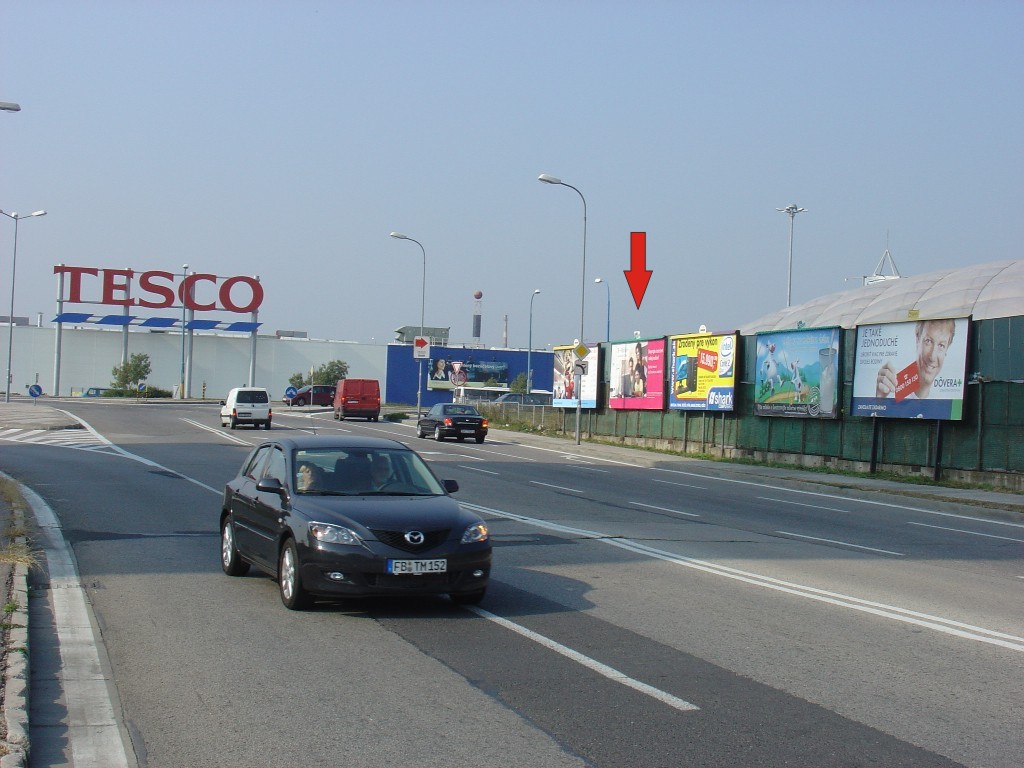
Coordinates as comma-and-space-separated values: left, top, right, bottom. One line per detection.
624, 231, 653, 309
414, 337, 429, 348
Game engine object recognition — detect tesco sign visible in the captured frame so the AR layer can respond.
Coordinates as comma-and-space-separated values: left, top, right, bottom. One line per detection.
53, 266, 264, 314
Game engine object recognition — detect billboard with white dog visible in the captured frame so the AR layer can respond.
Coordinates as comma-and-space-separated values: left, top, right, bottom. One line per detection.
754, 327, 841, 418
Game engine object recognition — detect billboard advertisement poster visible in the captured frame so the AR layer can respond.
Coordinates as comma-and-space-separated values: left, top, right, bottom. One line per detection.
426, 358, 509, 390
851, 317, 969, 420
755, 327, 841, 418
608, 338, 665, 410
667, 332, 737, 411
553, 344, 598, 409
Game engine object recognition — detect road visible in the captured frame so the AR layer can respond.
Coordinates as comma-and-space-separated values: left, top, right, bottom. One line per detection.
2, 400, 1022, 767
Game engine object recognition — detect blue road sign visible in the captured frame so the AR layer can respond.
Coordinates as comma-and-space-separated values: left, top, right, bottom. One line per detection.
285, 386, 298, 399
28, 384, 43, 398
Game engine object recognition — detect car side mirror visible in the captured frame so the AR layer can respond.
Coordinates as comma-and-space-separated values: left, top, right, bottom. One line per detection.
256, 477, 287, 498
443, 479, 459, 494
219, 400, 226, 406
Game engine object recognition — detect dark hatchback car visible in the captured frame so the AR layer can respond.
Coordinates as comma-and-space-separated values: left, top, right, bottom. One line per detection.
417, 403, 489, 443
220, 435, 491, 609
284, 384, 335, 407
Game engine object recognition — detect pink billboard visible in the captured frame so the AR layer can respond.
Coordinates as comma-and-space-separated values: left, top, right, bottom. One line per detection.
608, 338, 665, 410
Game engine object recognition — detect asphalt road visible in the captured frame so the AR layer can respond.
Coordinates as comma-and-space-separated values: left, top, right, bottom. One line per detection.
2, 400, 1022, 768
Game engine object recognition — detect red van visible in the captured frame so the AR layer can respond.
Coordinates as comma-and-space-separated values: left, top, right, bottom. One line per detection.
333, 378, 381, 421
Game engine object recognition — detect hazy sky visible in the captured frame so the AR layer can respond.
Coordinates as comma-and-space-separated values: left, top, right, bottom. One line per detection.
3, 1, 1021, 351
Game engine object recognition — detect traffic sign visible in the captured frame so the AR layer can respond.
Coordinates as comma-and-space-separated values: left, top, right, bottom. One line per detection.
573, 343, 589, 360
28, 384, 43, 398
285, 386, 298, 399
413, 336, 430, 359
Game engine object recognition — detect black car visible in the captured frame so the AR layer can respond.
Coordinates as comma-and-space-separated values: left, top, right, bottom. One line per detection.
417, 403, 489, 443
219, 435, 491, 609
283, 384, 335, 407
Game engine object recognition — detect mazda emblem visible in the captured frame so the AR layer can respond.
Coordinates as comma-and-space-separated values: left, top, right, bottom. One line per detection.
404, 530, 425, 545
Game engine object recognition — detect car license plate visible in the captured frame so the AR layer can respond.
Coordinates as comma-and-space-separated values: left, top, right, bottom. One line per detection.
238, 411, 251, 418
460, 428, 476, 433
387, 559, 447, 575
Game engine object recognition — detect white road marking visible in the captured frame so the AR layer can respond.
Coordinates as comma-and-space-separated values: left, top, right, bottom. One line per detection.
629, 501, 700, 518
530, 481, 583, 494
652, 478, 708, 490
468, 606, 699, 713
464, 502, 1024, 653
458, 465, 500, 475
756, 496, 854, 515
907, 521, 1024, 544
775, 530, 905, 556
181, 418, 253, 445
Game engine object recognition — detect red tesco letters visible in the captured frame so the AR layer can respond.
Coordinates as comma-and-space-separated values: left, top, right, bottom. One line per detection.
53, 266, 263, 314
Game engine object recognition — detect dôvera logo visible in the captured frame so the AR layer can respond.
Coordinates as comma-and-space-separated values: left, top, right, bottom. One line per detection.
53, 266, 264, 314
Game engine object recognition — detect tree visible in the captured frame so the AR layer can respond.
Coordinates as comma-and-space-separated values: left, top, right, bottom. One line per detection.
111, 353, 152, 391
509, 372, 528, 393
288, 359, 350, 388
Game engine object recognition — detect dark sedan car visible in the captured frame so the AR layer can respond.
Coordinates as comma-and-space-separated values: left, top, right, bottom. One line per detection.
416, 403, 489, 443
219, 435, 491, 609
283, 384, 335, 407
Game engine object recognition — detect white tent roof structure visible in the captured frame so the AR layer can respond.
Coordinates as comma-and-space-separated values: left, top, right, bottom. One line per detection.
739, 259, 1024, 333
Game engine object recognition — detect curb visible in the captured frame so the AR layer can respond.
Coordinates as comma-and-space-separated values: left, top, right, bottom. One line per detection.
1, 557, 29, 768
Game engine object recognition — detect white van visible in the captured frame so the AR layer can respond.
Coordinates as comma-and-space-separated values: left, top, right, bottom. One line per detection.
220, 387, 272, 430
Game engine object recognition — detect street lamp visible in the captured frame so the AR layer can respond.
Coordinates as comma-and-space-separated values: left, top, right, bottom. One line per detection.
1, 209, 47, 403
776, 203, 807, 307
594, 277, 610, 342
389, 232, 427, 415
527, 289, 541, 393
180, 263, 189, 399
538, 173, 587, 445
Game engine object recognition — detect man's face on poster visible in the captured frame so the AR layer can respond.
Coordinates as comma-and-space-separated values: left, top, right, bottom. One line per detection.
916, 321, 953, 389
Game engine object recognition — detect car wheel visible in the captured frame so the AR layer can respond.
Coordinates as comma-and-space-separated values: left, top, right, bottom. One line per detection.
416, 426, 426, 438
295, 397, 305, 407
333, 409, 340, 420
265, 421, 272, 430
475, 436, 485, 444
434, 425, 444, 442
230, 417, 238, 430
221, 515, 250, 577
451, 589, 486, 605
278, 539, 310, 610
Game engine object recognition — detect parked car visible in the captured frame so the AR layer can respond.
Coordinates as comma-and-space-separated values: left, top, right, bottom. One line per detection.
284, 384, 335, 407
333, 378, 381, 421
493, 392, 551, 405
417, 403, 488, 443
220, 387, 272, 430
219, 435, 491, 609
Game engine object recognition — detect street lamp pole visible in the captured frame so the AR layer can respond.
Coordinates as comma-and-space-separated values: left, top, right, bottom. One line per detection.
1, 209, 46, 403
777, 204, 807, 307
390, 232, 427, 415
180, 263, 189, 399
594, 277, 610, 341
538, 173, 587, 445
527, 289, 541, 393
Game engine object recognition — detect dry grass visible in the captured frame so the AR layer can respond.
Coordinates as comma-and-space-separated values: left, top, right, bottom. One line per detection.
0, 477, 40, 570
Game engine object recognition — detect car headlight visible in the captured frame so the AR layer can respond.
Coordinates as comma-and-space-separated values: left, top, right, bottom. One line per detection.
461, 522, 489, 544
309, 522, 362, 546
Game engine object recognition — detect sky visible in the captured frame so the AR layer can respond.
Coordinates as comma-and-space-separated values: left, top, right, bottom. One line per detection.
2, 1, 1022, 353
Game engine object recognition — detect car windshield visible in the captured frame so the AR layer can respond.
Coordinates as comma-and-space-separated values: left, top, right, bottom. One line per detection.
293, 447, 445, 496
237, 390, 269, 404
444, 405, 480, 416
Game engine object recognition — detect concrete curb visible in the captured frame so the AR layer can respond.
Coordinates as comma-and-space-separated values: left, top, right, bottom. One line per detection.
1, 558, 30, 768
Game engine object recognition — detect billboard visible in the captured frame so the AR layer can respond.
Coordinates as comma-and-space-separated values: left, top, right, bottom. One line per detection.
851, 317, 969, 420
755, 327, 841, 418
426, 358, 509, 390
667, 332, 737, 411
553, 344, 598, 409
609, 338, 665, 410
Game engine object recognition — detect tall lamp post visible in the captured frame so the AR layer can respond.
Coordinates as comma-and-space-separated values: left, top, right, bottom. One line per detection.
389, 232, 427, 415
1, 209, 46, 403
527, 289, 541, 393
776, 203, 807, 307
594, 277, 610, 342
180, 263, 189, 399
538, 173, 587, 445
